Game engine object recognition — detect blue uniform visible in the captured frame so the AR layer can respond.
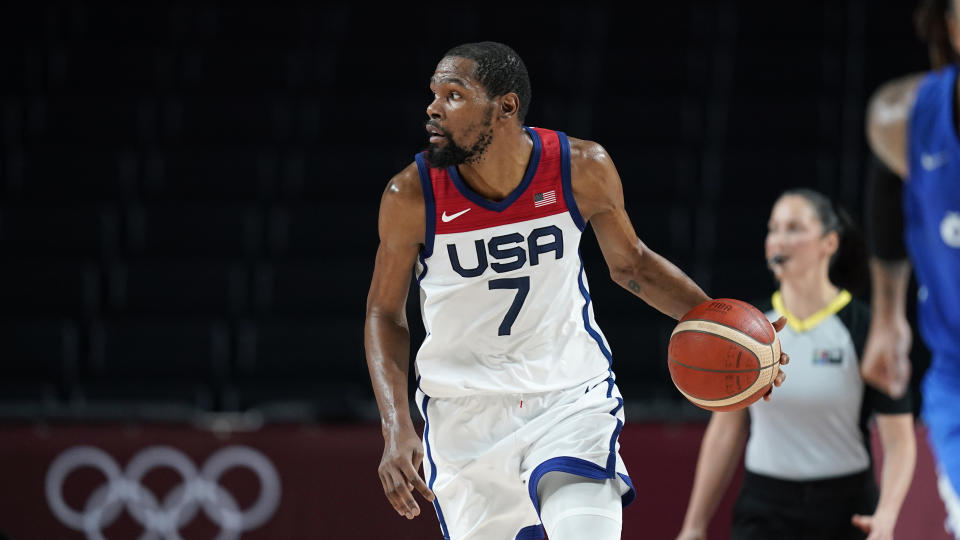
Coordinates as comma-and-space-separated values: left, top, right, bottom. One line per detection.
906, 64, 960, 505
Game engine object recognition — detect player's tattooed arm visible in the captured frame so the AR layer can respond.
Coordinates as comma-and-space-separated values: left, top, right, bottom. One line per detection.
365, 163, 435, 519
568, 138, 711, 320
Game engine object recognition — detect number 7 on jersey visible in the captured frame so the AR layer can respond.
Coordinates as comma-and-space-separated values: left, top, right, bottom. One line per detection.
488, 277, 530, 336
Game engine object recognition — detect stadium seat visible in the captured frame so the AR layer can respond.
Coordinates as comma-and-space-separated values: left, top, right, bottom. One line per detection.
48, 45, 175, 93
0, 320, 78, 418
287, 142, 414, 201
0, 260, 99, 318
0, 204, 119, 258
33, 97, 157, 143
76, 319, 229, 419
253, 259, 371, 317
107, 260, 248, 317
124, 203, 263, 258
726, 98, 840, 148
140, 145, 277, 201
266, 203, 377, 258
5, 145, 136, 201
227, 319, 373, 421
159, 97, 296, 145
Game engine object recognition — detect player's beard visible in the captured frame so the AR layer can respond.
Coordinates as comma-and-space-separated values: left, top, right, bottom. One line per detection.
426, 110, 494, 169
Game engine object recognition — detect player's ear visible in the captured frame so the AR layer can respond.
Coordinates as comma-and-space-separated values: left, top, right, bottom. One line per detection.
499, 92, 520, 119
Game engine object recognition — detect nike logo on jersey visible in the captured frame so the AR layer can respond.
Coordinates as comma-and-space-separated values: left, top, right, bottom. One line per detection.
441, 208, 471, 222
921, 151, 948, 171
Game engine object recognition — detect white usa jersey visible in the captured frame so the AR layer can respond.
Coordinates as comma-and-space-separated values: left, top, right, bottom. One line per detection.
413, 127, 614, 398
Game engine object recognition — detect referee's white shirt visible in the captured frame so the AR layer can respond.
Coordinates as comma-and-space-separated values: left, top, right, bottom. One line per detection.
744, 290, 911, 481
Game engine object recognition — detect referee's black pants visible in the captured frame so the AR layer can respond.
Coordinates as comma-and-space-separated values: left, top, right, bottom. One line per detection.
731, 469, 878, 540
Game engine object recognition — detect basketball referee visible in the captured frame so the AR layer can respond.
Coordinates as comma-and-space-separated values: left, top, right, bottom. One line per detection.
677, 190, 915, 540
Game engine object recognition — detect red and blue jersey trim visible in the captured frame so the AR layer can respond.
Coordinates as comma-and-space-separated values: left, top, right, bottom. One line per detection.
414, 127, 583, 254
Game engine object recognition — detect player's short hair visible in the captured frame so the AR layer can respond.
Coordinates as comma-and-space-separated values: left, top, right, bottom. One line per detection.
443, 41, 532, 123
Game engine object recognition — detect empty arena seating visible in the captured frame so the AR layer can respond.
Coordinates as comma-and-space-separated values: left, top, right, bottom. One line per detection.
0, 2, 929, 422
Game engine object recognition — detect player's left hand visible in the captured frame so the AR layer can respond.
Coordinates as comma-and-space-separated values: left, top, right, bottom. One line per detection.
762, 316, 790, 401
852, 510, 896, 540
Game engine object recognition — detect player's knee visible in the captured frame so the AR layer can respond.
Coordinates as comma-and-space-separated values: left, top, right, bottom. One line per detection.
542, 509, 621, 540
538, 472, 622, 540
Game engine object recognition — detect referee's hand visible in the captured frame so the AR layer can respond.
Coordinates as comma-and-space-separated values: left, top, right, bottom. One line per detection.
762, 316, 790, 401
852, 510, 896, 540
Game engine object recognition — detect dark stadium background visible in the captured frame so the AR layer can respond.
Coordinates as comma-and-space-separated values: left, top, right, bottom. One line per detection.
0, 2, 947, 539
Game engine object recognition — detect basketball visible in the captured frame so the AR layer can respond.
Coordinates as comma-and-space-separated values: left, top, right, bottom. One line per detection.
667, 298, 781, 412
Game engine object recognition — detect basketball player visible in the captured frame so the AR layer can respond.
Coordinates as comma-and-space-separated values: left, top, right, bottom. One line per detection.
676, 190, 915, 540
861, 0, 960, 537
363, 41, 789, 540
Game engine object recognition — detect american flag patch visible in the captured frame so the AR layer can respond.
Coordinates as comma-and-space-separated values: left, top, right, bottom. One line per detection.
533, 190, 556, 207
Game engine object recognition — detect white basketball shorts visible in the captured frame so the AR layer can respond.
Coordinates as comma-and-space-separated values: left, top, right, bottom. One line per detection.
415, 373, 635, 540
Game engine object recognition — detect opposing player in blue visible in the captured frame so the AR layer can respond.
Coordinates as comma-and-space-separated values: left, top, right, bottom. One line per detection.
363, 41, 787, 540
863, 0, 960, 536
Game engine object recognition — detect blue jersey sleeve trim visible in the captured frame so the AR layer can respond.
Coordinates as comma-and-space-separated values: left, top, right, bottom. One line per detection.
557, 131, 586, 231
415, 152, 436, 258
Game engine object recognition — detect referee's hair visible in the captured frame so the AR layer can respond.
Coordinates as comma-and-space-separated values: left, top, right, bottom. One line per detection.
780, 188, 870, 297
916, 0, 959, 69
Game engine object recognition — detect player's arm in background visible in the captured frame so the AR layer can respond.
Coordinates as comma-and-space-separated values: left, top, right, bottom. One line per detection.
852, 412, 916, 539
861, 73, 924, 398
675, 410, 750, 540
364, 163, 435, 520
567, 138, 788, 388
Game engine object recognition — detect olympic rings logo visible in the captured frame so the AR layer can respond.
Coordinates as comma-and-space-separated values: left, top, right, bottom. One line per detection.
45, 445, 281, 539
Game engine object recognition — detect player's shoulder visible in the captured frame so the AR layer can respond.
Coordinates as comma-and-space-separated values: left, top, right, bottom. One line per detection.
866, 71, 928, 127
376, 161, 426, 244
866, 71, 929, 177
566, 136, 614, 168
382, 161, 425, 207
565, 136, 620, 193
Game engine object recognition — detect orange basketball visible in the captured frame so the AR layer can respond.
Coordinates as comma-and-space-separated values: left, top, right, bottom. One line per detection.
667, 298, 781, 412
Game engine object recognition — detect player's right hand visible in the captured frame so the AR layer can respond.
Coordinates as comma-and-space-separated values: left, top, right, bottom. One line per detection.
378, 428, 435, 519
762, 316, 791, 401
861, 315, 912, 398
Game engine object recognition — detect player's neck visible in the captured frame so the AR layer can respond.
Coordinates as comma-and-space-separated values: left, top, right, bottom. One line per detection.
779, 272, 840, 321
455, 126, 533, 202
